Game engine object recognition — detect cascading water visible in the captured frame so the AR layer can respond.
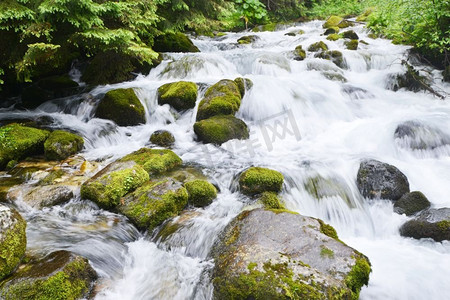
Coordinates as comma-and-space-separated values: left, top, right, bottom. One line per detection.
1, 20, 450, 300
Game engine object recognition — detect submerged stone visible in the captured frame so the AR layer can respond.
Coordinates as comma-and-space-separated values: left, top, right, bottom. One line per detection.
304, 175, 353, 206
44, 130, 84, 161
95, 88, 146, 126
153, 32, 200, 53
400, 208, 450, 242
315, 50, 345, 68
357, 159, 410, 200
239, 167, 284, 196
150, 130, 175, 148
394, 121, 450, 151
0, 250, 97, 300
157, 81, 198, 111
194, 115, 249, 145
211, 209, 371, 300
0, 205, 26, 280
394, 191, 431, 216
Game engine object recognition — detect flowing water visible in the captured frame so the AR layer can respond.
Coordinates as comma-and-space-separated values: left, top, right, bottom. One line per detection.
1, 20, 450, 299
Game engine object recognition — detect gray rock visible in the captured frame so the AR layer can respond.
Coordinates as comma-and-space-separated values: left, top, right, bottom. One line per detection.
394, 191, 431, 216
8, 185, 74, 209
357, 159, 409, 200
400, 208, 450, 242
394, 121, 450, 151
211, 209, 371, 299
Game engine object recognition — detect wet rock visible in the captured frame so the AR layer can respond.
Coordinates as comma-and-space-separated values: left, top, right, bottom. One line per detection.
184, 179, 217, 207
211, 209, 371, 299
8, 185, 74, 209
304, 174, 353, 206
400, 208, 450, 242
0, 124, 49, 170
118, 178, 188, 231
326, 34, 341, 41
285, 30, 304, 37
150, 130, 175, 148
342, 30, 359, 40
258, 191, 285, 209
323, 16, 351, 29
394, 121, 450, 151
293, 45, 306, 61
44, 130, 84, 161
153, 32, 200, 53
95, 88, 146, 126
341, 85, 374, 100
324, 27, 339, 35
356, 159, 410, 200
80, 161, 150, 208
234, 77, 253, 97
389, 62, 433, 93
157, 81, 198, 111
322, 71, 348, 82
394, 191, 431, 216
196, 79, 242, 121
0, 177, 23, 202
315, 50, 345, 68
239, 167, 284, 196
237, 35, 259, 44
119, 148, 182, 175
0, 204, 26, 280
194, 115, 249, 145
345, 40, 358, 50
308, 41, 329, 52
0, 250, 97, 300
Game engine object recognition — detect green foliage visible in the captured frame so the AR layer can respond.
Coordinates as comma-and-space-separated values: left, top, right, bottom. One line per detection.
309, 0, 364, 18
234, 0, 268, 24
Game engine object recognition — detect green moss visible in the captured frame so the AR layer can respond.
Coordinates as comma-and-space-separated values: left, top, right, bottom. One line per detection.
118, 180, 189, 230
120, 148, 182, 175
44, 130, 84, 161
0, 123, 50, 170
95, 88, 146, 126
239, 167, 284, 196
184, 179, 217, 207
268, 208, 299, 215
437, 220, 450, 231
326, 34, 341, 41
157, 81, 198, 111
345, 40, 358, 50
318, 219, 339, 240
324, 27, 340, 35
308, 41, 329, 52
315, 50, 345, 68
80, 164, 149, 208
0, 208, 27, 280
153, 32, 200, 53
5, 160, 17, 170
150, 130, 175, 148
323, 16, 351, 29
320, 246, 335, 258
259, 192, 285, 209
344, 256, 371, 300
294, 45, 306, 60
237, 35, 258, 44
194, 115, 249, 145
322, 71, 347, 82
39, 169, 65, 186
0, 177, 23, 202
234, 77, 253, 97
356, 7, 375, 22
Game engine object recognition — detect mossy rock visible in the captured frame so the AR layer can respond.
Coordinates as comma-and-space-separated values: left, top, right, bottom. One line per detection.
234, 77, 253, 97
38, 75, 78, 91
0, 123, 50, 170
326, 34, 341, 41
157, 81, 198, 111
392, 62, 431, 93
153, 32, 200, 53
294, 45, 306, 61
184, 179, 217, 207
304, 175, 352, 206
367, 33, 379, 39
308, 41, 329, 52
194, 115, 249, 145
323, 16, 351, 29
324, 27, 340, 35
119, 148, 182, 175
0, 176, 23, 202
345, 40, 359, 50
117, 178, 189, 231
0, 250, 97, 300
237, 35, 258, 44
44, 130, 84, 161
239, 167, 284, 196
0, 205, 26, 280
285, 29, 305, 36
315, 50, 345, 68
259, 191, 285, 209
322, 71, 347, 82
196, 79, 242, 121
211, 209, 371, 300
342, 30, 359, 40
150, 130, 175, 148
21, 85, 54, 109
252, 23, 278, 32
81, 50, 158, 85
394, 191, 431, 216
80, 161, 150, 208
95, 88, 146, 126
400, 208, 450, 242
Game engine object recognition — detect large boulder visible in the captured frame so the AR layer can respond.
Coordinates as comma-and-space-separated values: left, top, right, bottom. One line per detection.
194, 115, 249, 145
0, 124, 49, 170
117, 178, 188, 231
394, 191, 431, 216
184, 179, 217, 207
234, 77, 253, 98
394, 121, 450, 151
0, 250, 97, 300
400, 208, 450, 242
211, 209, 371, 299
157, 81, 198, 111
80, 161, 150, 208
119, 148, 182, 175
0, 205, 26, 280
323, 16, 351, 29
95, 88, 146, 126
44, 130, 84, 161
150, 130, 175, 148
239, 167, 284, 196
196, 79, 242, 121
153, 32, 200, 53
356, 159, 410, 200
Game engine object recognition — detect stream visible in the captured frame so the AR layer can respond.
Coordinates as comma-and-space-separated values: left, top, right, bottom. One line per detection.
1, 20, 450, 300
